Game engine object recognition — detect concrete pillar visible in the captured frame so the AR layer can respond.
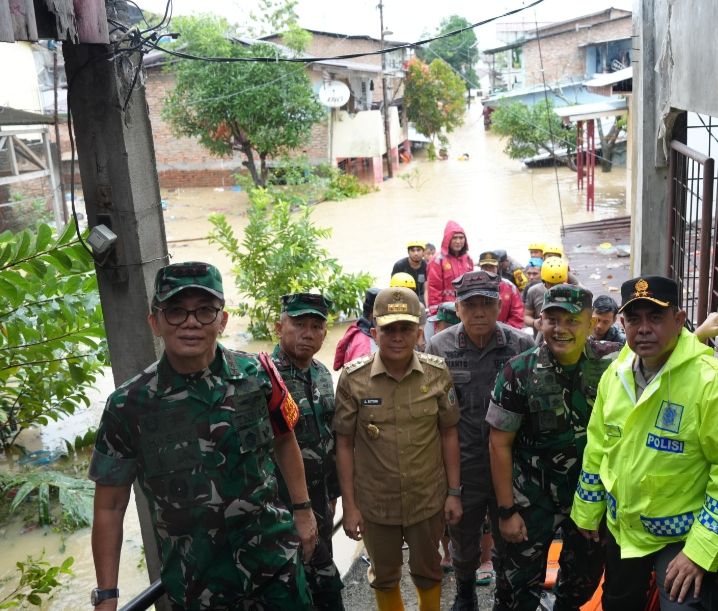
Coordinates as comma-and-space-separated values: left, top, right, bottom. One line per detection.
372, 155, 384, 183
63, 10, 170, 607
402, 139, 412, 161
390, 146, 399, 172
633, 0, 668, 276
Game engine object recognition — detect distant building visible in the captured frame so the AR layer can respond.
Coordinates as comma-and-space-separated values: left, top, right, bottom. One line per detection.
483, 8, 632, 105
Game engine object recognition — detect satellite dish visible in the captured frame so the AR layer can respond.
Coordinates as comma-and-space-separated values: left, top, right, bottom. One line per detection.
318, 80, 351, 107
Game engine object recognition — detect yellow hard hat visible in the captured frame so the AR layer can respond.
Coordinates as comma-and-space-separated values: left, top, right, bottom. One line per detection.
390, 272, 417, 289
406, 240, 426, 250
528, 241, 544, 252
541, 256, 568, 284
542, 242, 564, 258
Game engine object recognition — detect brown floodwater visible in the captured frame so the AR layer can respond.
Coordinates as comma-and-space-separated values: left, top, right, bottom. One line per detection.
0, 105, 626, 608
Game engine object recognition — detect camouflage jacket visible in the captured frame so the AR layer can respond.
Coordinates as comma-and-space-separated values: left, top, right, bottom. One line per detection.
271, 345, 340, 510
89, 345, 300, 610
486, 339, 620, 510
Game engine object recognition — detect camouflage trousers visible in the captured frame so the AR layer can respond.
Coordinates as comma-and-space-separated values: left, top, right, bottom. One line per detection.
169, 553, 312, 611
493, 505, 605, 611
303, 503, 344, 611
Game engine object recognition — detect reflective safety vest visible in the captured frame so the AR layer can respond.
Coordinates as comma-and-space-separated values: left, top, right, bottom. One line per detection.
571, 330, 718, 571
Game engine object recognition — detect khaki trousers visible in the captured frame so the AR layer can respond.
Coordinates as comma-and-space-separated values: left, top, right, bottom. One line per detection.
363, 509, 444, 591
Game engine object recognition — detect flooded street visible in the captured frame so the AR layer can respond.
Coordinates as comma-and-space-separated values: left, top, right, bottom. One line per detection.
0, 105, 626, 608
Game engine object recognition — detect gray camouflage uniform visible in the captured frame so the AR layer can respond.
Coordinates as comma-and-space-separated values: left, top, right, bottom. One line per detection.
425, 322, 533, 582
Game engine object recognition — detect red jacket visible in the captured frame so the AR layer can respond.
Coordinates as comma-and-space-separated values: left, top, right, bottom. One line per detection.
427, 220, 474, 310
498, 279, 525, 329
333, 320, 376, 370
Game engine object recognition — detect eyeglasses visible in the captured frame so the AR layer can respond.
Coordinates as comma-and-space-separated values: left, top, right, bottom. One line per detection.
154, 305, 222, 326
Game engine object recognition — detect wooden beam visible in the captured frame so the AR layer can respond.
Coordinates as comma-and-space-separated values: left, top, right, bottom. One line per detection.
0, 0, 15, 42
12, 135, 47, 170
0, 169, 51, 185
34, 0, 77, 41
73, 0, 108, 44
9, 0, 37, 41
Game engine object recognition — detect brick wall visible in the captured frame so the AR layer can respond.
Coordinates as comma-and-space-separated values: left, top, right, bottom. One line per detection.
522, 16, 632, 86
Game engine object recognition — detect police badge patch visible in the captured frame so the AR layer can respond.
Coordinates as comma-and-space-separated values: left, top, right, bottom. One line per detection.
655, 400, 684, 434
448, 387, 457, 407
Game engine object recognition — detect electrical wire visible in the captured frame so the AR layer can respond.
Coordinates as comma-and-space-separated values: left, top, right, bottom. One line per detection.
144, 0, 547, 64
533, 9, 566, 236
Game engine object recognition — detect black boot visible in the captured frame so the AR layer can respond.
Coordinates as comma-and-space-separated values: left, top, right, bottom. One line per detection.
451, 578, 478, 611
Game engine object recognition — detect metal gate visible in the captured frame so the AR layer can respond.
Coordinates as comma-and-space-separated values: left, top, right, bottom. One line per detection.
666, 140, 717, 332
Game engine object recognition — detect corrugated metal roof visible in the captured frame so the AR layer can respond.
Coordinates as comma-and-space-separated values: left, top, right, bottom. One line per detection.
0, 106, 54, 126
584, 68, 632, 87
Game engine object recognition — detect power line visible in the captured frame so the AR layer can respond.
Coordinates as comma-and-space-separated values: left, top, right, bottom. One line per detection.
144, 0, 546, 64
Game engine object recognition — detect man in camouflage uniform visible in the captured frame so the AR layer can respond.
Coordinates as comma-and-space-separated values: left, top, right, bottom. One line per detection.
486, 285, 621, 611
273, 292, 344, 610
89, 262, 316, 611
426, 271, 533, 610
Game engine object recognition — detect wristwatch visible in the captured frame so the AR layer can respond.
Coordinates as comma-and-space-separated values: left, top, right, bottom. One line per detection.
497, 504, 520, 520
447, 486, 462, 497
291, 500, 312, 510
91, 588, 119, 606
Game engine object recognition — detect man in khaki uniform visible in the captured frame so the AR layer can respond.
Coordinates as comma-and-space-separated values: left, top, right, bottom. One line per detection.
334, 287, 463, 611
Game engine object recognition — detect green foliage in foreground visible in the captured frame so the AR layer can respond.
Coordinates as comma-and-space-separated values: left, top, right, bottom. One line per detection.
0, 221, 106, 448
209, 189, 374, 339
0, 470, 94, 531
0, 555, 73, 608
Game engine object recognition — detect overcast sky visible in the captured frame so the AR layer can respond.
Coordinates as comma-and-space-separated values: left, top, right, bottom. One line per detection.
136, 0, 633, 48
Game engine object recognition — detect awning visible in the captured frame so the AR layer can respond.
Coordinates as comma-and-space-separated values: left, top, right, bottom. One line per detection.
0, 106, 55, 126
584, 68, 632, 88
554, 99, 628, 121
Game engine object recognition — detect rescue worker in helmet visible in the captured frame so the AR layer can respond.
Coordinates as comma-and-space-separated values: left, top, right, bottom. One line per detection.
391, 241, 427, 305
524, 256, 568, 341
391, 273, 428, 350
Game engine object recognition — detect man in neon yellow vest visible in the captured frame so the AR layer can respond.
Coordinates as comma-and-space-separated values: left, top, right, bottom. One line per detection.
572, 276, 718, 610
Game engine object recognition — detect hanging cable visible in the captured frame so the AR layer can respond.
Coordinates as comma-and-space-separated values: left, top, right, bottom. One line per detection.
533, 9, 566, 236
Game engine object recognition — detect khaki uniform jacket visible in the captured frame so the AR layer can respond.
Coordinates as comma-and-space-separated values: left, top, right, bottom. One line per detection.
333, 351, 460, 526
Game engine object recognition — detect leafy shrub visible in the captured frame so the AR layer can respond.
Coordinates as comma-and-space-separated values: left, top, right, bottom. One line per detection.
0, 221, 106, 448
208, 188, 373, 339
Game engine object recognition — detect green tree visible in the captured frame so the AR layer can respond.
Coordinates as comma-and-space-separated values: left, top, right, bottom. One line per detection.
0, 221, 106, 448
208, 189, 373, 340
162, 15, 324, 188
420, 15, 478, 89
404, 58, 466, 158
491, 100, 573, 163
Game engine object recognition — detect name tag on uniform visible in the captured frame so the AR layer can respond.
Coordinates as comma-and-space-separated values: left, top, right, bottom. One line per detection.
361, 398, 382, 407
646, 432, 684, 454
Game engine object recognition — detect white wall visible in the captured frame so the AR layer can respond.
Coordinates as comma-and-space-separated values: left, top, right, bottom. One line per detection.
0, 42, 42, 112
331, 107, 400, 158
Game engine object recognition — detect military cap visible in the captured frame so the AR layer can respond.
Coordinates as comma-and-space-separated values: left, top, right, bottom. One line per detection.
618, 276, 679, 313
373, 287, 422, 327
153, 261, 224, 303
428, 301, 460, 325
281, 292, 333, 320
478, 251, 499, 267
453, 270, 500, 302
541, 284, 593, 314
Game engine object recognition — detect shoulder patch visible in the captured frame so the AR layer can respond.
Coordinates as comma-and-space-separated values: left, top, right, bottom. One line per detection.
344, 355, 372, 374
417, 352, 447, 369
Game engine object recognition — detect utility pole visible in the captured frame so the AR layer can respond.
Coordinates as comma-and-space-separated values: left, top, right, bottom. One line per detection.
63, 1, 170, 607
378, 0, 393, 178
